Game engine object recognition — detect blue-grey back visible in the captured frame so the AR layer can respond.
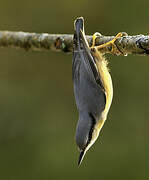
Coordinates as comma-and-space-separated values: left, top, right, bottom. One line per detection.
72, 50, 106, 119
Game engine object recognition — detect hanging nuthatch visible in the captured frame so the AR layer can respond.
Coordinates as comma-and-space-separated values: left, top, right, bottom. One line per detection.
72, 17, 123, 166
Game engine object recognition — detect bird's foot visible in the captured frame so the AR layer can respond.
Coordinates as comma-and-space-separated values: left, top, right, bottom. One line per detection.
91, 32, 128, 55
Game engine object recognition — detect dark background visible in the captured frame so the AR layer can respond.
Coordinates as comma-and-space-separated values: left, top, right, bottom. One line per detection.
0, 0, 148, 179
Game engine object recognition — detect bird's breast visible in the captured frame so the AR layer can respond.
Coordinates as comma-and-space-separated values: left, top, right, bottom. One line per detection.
96, 58, 113, 118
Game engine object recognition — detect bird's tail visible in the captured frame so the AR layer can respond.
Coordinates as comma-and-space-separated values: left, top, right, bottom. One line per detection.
73, 17, 90, 54
73, 17, 98, 82
73, 17, 84, 49
74, 17, 84, 43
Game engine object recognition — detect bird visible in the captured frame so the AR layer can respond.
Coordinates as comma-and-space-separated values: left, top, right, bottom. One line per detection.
72, 17, 123, 166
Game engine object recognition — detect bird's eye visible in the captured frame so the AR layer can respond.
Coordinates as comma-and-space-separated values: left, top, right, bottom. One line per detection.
86, 113, 96, 146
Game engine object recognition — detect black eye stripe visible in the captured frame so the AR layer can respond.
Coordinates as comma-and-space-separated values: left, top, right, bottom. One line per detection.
86, 113, 96, 146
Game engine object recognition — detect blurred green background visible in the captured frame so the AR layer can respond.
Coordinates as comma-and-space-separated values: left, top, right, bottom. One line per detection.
0, 0, 149, 179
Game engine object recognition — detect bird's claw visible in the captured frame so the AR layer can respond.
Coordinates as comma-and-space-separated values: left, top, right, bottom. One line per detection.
91, 32, 128, 55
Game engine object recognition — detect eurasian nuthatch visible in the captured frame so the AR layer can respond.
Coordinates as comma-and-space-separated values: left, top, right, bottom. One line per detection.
72, 17, 123, 166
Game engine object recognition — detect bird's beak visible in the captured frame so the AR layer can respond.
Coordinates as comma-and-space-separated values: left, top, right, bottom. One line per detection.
78, 149, 87, 166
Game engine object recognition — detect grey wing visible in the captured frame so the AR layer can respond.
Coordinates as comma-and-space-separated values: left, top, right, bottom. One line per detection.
72, 50, 106, 115
79, 31, 98, 84
72, 19, 106, 116
73, 18, 98, 85
79, 30, 105, 91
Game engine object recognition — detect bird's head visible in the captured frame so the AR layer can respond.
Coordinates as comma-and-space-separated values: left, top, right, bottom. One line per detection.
76, 112, 103, 166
